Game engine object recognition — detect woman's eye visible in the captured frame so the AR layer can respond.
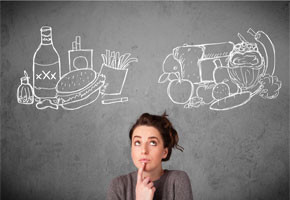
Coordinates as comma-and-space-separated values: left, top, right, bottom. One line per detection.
150, 141, 157, 146
134, 141, 140, 146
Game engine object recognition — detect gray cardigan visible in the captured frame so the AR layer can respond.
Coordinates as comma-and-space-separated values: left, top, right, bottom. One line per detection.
107, 170, 193, 200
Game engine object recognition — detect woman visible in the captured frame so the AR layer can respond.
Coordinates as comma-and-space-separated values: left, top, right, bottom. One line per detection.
107, 112, 193, 200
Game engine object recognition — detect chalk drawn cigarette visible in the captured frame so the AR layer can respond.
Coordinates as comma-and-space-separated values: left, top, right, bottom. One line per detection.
159, 28, 282, 111
101, 97, 129, 105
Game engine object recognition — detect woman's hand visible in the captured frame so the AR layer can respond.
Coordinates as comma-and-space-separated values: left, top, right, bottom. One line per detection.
136, 163, 156, 200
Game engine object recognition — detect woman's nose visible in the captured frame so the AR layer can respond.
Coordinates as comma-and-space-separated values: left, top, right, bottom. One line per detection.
141, 144, 148, 154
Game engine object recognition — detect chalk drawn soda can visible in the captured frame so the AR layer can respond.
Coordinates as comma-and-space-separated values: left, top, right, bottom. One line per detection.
33, 26, 61, 99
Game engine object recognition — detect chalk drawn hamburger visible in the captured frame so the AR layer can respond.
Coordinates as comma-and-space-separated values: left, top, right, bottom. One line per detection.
56, 69, 105, 110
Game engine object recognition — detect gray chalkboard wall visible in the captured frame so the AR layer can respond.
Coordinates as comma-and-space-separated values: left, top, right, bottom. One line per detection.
1, 1, 289, 200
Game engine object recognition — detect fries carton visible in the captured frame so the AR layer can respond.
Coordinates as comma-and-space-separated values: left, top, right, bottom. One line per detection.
100, 50, 138, 95
99, 64, 128, 95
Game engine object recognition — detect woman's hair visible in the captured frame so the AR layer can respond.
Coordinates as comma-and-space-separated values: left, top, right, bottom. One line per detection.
129, 112, 184, 161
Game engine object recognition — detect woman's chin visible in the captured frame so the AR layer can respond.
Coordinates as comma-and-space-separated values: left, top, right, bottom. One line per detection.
144, 164, 150, 171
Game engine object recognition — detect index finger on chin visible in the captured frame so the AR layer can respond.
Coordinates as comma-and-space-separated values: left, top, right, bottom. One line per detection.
137, 163, 145, 183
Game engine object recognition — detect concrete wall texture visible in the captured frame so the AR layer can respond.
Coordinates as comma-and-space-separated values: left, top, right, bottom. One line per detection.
1, 1, 289, 200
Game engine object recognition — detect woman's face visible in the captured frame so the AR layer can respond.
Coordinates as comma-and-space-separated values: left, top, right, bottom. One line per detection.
131, 125, 168, 172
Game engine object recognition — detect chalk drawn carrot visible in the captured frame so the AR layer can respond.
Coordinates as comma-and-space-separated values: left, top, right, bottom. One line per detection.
159, 28, 282, 111
100, 49, 138, 104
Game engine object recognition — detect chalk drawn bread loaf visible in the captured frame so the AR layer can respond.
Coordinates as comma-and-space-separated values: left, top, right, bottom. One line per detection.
173, 45, 203, 83
172, 42, 234, 83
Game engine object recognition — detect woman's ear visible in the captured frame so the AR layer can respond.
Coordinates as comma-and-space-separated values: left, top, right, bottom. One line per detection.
162, 148, 168, 159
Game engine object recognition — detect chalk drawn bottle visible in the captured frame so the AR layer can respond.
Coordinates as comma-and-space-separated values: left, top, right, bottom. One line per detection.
33, 26, 61, 99
17, 70, 34, 105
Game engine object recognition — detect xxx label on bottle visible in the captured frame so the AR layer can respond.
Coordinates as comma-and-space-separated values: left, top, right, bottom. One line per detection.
33, 61, 60, 98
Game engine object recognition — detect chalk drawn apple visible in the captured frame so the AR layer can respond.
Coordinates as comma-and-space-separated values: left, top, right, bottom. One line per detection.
167, 73, 194, 104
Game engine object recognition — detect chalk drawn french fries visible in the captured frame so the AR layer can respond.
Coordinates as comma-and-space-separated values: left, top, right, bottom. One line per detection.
100, 50, 138, 103
101, 50, 138, 70
159, 28, 282, 111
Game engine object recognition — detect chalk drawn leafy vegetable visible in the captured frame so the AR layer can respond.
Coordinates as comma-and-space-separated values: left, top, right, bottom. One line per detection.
259, 74, 282, 99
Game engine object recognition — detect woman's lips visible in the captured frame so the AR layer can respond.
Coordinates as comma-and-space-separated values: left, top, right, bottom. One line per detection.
139, 159, 150, 163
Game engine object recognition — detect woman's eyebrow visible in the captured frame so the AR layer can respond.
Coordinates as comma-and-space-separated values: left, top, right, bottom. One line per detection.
133, 136, 159, 141
148, 136, 159, 141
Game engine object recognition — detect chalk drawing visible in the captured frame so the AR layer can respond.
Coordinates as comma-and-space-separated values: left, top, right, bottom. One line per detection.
35, 98, 59, 110
17, 70, 34, 105
68, 36, 93, 71
56, 69, 106, 110
102, 97, 129, 105
17, 27, 138, 110
100, 49, 138, 104
159, 28, 282, 111
33, 26, 61, 101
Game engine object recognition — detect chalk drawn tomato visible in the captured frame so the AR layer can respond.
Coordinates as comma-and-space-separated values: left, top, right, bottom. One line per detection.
212, 83, 230, 100
196, 83, 215, 104
167, 78, 194, 104
214, 67, 238, 94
